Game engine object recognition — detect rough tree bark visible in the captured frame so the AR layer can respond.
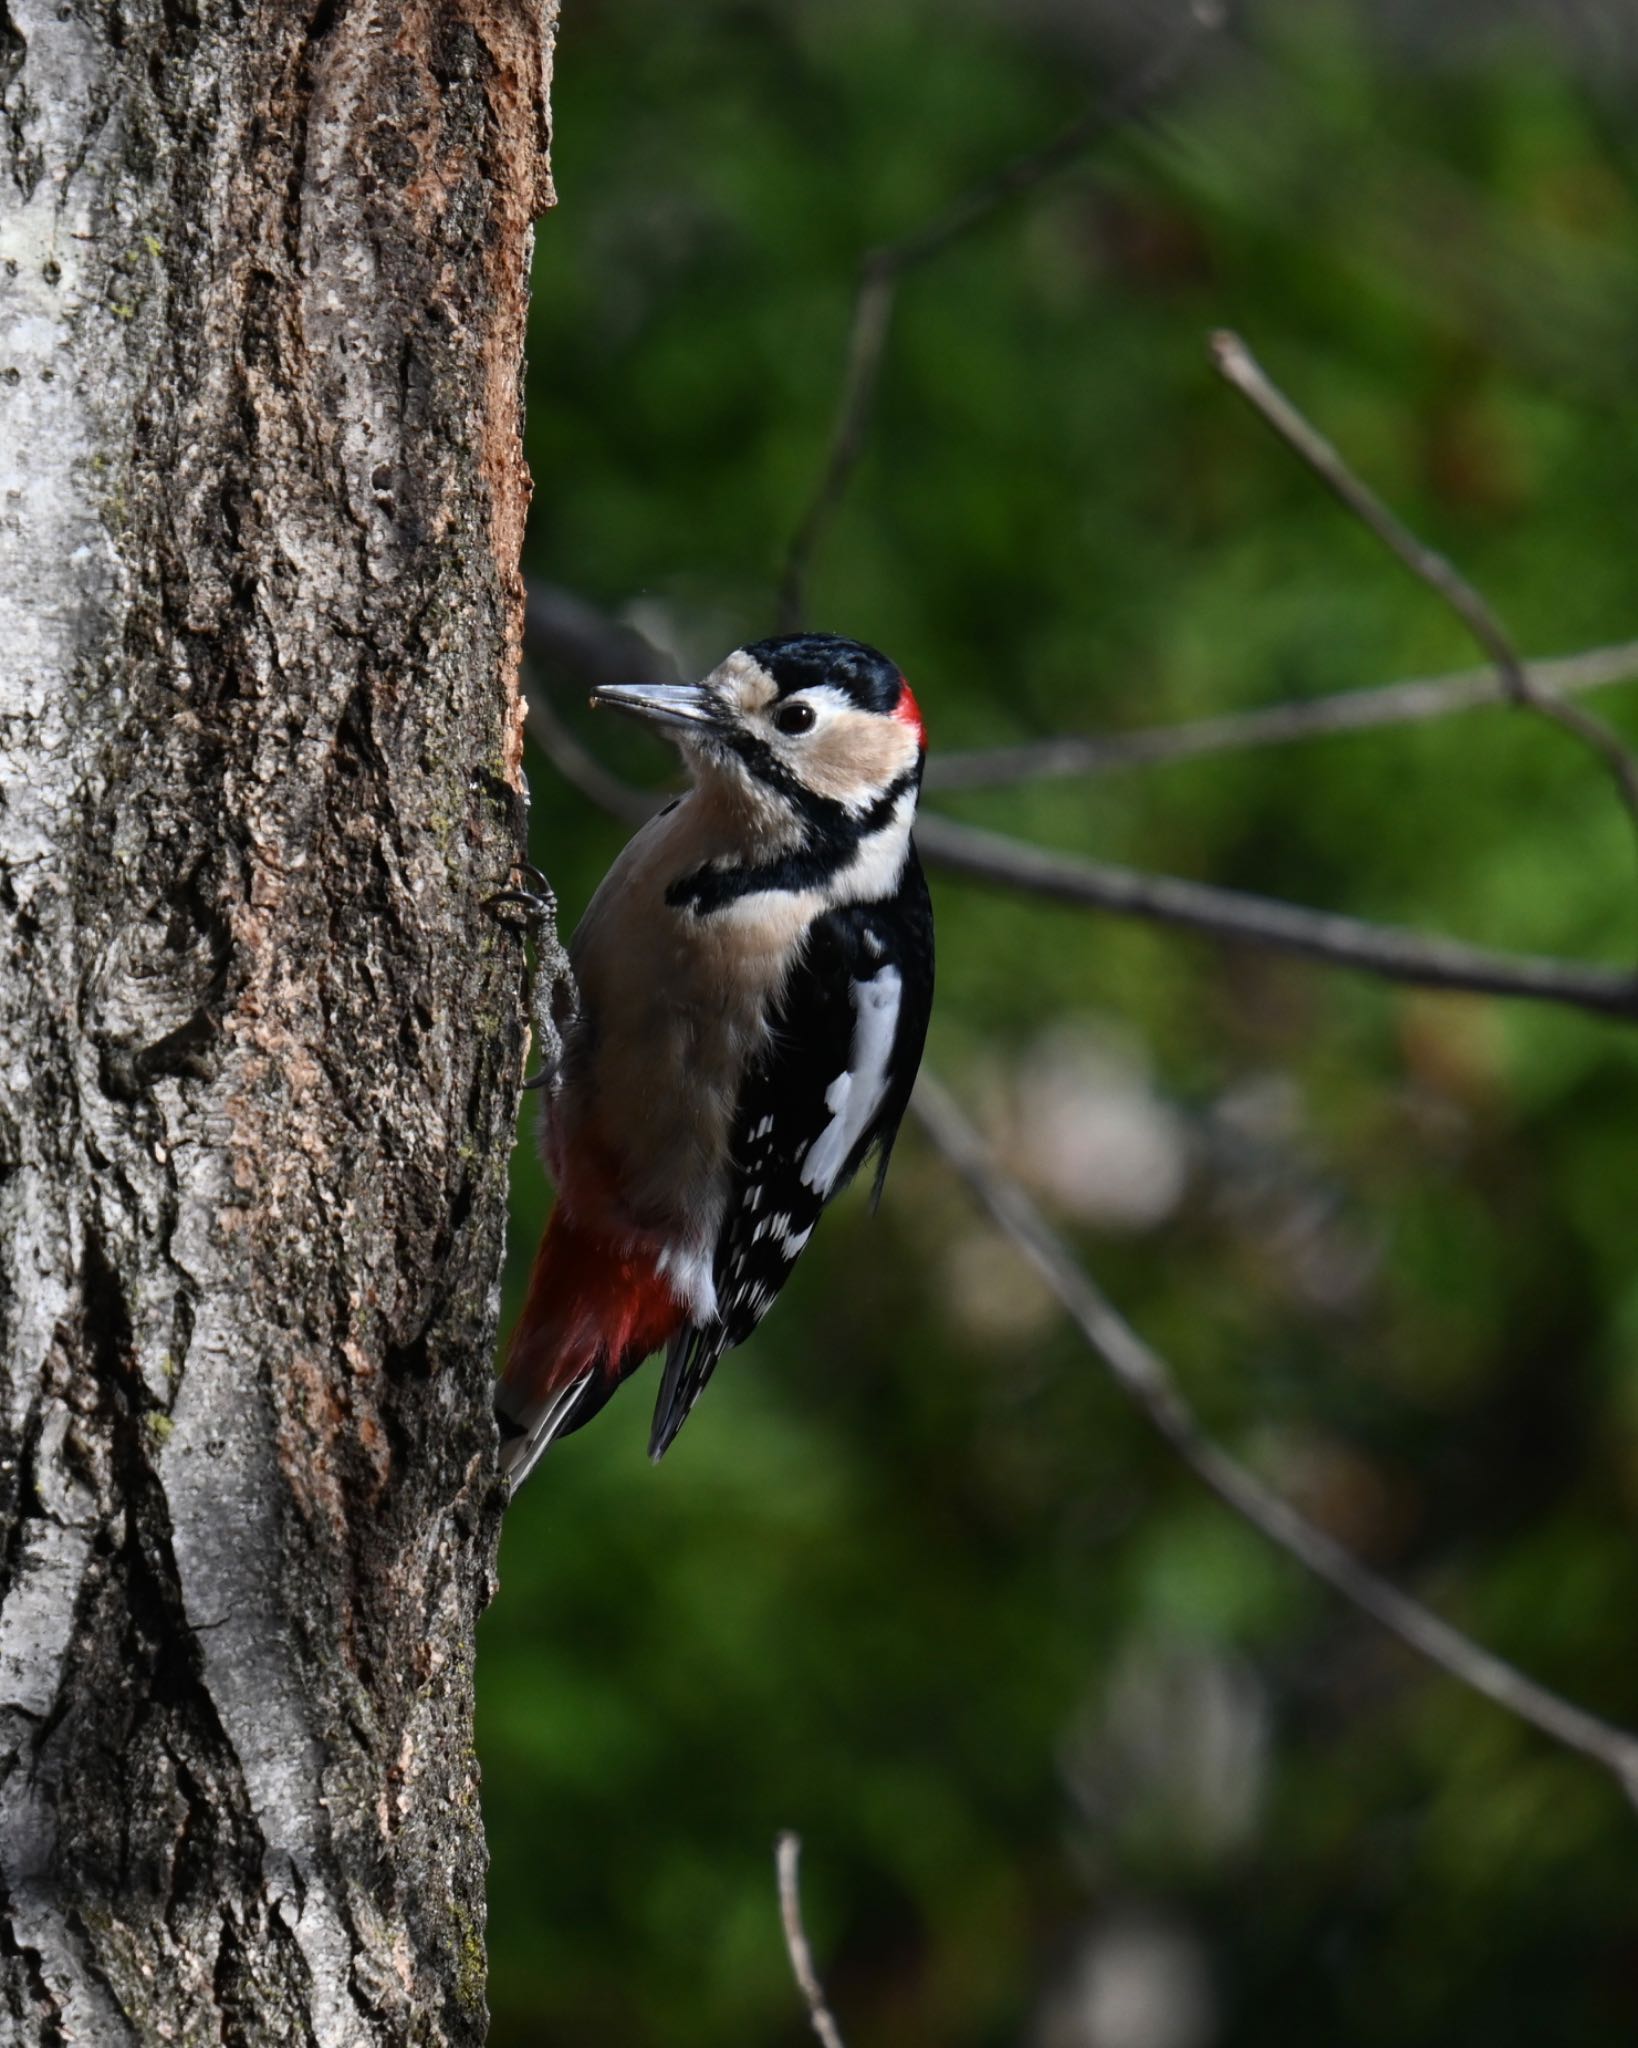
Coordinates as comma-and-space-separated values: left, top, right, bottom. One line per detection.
0, 2, 555, 2039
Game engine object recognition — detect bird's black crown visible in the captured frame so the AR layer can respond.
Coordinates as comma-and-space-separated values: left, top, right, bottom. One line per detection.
742, 632, 903, 717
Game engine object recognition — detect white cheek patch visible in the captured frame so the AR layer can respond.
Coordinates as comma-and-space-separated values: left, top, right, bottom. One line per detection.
794, 702, 921, 809
801, 967, 902, 1195
829, 792, 914, 907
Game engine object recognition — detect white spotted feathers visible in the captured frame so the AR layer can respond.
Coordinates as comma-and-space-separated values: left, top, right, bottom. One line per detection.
646, 877, 932, 1462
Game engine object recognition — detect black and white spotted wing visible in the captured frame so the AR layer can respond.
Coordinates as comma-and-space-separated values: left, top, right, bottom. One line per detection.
647, 851, 934, 1459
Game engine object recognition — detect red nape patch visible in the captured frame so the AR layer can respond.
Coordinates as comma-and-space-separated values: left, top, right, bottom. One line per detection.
502, 1207, 685, 1407
894, 675, 926, 744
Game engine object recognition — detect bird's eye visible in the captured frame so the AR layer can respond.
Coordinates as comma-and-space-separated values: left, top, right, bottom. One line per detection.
774, 700, 816, 736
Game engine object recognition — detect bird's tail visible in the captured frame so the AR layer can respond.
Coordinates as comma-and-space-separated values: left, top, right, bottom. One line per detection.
495, 1206, 685, 1489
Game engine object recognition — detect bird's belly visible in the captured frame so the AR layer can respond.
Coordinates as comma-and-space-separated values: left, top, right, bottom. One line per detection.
553, 893, 810, 1252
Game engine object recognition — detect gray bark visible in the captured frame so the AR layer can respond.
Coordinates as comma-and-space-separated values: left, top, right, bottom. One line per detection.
0, 2, 555, 2040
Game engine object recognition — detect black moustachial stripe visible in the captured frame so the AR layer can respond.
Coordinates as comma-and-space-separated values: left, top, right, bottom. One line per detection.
665, 766, 920, 916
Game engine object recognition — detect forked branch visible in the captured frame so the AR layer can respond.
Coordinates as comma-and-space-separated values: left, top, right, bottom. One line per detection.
519, 632, 1638, 1023
1211, 331, 1638, 862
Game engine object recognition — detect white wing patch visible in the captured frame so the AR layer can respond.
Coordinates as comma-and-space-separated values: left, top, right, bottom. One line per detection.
800, 966, 903, 1196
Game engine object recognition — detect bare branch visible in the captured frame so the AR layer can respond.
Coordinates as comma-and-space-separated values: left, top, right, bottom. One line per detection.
1210, 330, 1638, 855
522, 576, 1638, 798
916, 813, 1638, 1018
928, 639, 1638, 793
516, 592, 1638, 1021
776, 3, 1224, 631
913, 1072, 1638, 1796
776, 1833, 849, 2048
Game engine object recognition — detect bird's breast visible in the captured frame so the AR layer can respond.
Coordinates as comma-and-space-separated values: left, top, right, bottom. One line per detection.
552, 825, 818, 1254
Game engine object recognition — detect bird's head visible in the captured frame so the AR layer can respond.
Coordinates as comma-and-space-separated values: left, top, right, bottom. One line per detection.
591, 633, 925, 835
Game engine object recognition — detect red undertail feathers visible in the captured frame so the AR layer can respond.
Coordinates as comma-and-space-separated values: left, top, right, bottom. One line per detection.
495, 1208, 685, 1484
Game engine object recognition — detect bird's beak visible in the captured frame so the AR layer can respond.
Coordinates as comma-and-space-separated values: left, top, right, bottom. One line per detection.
589, 682, 724, 734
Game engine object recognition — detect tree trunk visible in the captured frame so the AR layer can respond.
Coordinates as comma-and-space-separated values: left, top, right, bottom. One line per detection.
0, 3, 555, 2039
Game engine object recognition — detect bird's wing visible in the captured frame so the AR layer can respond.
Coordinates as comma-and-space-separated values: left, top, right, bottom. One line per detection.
647, 858, 934, 1459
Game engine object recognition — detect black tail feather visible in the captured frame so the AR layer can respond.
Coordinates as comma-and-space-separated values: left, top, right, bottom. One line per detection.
647, 1324, 726, 1462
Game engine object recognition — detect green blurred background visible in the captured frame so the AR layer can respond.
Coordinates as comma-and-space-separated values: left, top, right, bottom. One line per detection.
479, 2, 1638, 2041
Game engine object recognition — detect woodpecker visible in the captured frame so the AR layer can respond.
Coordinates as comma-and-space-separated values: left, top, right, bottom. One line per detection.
496, 632, 934, 1485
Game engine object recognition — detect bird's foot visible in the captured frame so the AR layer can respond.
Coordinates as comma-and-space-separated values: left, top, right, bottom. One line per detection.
485, 860, 580, 1090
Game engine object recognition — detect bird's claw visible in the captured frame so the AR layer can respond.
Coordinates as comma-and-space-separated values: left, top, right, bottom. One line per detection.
485, 861, 579, 1090
484, 884, 552, 930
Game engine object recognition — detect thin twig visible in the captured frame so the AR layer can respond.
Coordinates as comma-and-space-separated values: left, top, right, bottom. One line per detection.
520, 579, 1638, 825
1210, 331, 1638, 860
913, 1071, 1638, 1796
776, 1833, 848, 2048
928, 638, 1638, 793
916, 813, 1638, 1018
776, 3, 1224, 631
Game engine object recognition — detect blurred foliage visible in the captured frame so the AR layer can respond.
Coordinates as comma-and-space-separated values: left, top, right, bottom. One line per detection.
480, 2, 1638, 2042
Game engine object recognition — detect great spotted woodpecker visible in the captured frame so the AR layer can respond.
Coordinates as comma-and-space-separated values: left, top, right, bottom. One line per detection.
496, 632, 934, 1485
